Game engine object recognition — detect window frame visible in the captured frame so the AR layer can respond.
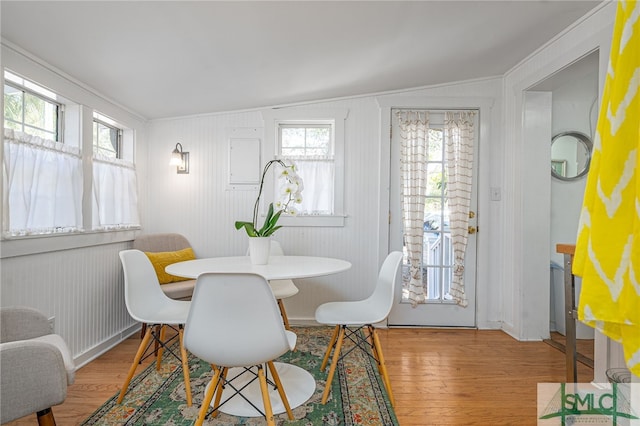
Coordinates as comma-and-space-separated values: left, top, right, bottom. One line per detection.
261, 108, 348, 227
1, 67, 141, 256
278, 123, 333, 157
93, 117, 123, 159
4, 80, 63, 142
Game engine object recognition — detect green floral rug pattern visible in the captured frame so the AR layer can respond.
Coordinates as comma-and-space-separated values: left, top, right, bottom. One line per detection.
81, 327, 398, 425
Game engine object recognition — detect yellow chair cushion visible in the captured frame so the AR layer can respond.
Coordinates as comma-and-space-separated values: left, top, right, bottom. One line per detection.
144, 247, 195, 284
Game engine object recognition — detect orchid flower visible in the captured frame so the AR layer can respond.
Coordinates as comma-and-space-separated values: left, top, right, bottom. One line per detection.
234, 159, 304, 237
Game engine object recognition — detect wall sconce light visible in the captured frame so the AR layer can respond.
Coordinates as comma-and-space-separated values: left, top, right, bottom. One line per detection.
169, 142, 189, 174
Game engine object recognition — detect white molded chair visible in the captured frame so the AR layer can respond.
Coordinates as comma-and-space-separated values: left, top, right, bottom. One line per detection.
117, 249, 192, 406
184, 272, 296, 426
315, 251, 403, 406
248, 240, 299, 330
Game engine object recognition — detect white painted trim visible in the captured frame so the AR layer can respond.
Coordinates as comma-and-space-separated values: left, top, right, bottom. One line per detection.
261, 107, 349, 227
375, 95, 495, 328
0, 229, 139, 258
73, 323, 140, 369
500, 1, 615, 344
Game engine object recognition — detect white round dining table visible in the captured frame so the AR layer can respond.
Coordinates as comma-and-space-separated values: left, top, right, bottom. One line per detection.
166, 255, 352, 280
166, 254, 351, 417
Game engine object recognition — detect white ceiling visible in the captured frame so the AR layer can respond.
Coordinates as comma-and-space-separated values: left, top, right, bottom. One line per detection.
1, 1, 603, 120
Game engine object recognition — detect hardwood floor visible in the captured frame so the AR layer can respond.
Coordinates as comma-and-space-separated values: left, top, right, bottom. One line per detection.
5, 327, 593, 426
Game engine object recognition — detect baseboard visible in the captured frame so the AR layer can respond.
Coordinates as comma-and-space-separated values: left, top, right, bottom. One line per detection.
477, 320, 502, 330
291, 318, 503, 330
289, 318, 322, 327
73, 323, 141, 369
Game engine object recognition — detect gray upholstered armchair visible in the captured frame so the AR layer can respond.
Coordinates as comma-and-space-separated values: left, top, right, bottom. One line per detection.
0, 306, 75, 425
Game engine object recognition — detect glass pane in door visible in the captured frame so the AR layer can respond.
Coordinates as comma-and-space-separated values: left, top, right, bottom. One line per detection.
401, 128, 454, 304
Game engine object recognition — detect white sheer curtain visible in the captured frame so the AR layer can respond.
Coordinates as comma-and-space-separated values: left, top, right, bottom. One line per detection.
396, 111, 429, 307
444, 111, 476, 307
278, 155, 334, 215
3, 129, 82, 236
92, 154, 140, 230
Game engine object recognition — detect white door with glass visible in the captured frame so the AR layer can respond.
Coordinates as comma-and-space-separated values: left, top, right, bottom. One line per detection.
388, 109, 478, 327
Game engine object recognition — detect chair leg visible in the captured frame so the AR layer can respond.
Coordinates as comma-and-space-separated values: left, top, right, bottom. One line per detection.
321, 325, 340, 371
267, 361, 294, 420
211, 366, 227, 418
195, 367, 223, 426
321, 325, 345, 404
370, 326, 395, 407
118, 327, 153, 403
178, 327, 192, 406
156, 325, 167, 370
140, 323, 147, 339
257, 365, 276, 426
277, 299, 291, 330
36, 408, 56, 426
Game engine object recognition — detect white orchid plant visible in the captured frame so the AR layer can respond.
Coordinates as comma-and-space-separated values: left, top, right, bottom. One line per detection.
235, 159, 303, 237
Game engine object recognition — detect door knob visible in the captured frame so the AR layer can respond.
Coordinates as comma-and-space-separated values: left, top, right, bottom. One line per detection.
468, 226, 477, 234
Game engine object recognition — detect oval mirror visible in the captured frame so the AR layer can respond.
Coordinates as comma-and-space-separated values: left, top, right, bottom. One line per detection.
551, 131, 593, 181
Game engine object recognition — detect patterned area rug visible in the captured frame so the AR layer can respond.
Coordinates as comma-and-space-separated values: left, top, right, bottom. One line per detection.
81, 327, 398, 425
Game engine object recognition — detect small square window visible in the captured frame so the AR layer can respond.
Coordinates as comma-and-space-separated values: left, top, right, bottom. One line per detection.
4, 72, 61, 142
93, 118, 122, 159
279, 124, 332, 157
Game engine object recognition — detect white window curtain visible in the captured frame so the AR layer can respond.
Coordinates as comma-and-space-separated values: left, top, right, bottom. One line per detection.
396, 111, 429, 307
3, 129, 82, 236
444, 111, 476, 307
92, 154, 140, 230
278, 155, 334, 215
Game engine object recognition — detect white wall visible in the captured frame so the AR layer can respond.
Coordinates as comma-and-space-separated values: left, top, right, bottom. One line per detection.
0, 42, 148, 366
501, 1, 614, 341
145, 77, 503, 327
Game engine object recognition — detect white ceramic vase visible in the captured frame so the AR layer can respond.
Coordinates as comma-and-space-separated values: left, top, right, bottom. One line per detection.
248, 237, 271, 265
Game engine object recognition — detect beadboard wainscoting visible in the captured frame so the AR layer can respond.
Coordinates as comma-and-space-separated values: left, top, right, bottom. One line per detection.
0, 241, 138, 367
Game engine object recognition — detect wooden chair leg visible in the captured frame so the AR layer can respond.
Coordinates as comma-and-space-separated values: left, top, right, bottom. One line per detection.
156, 325, 167, 370
321, 326, 345, 404
118, 327, 153, 403
153, 325, 161, 356
321, 325, 340, 371
258, 365, 276, 426
267, 361, 294, 420
178, 328, 192, 406
370, 326, 395, 407
277, 299, 291, 330
140, 323, 147, 339
195, 367, 223, 426
36, 408, 56, 426
211, 366, 227, 418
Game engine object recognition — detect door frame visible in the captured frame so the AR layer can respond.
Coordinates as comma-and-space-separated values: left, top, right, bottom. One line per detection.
375, 95, 496, 328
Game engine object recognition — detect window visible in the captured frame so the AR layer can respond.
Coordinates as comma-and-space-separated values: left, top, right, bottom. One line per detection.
91, 112, 138, 231
4, 71, 62, 141
93, 117, 122, 159
2, 70, 139, 238
262, 108, 347, 227
279, 124, 331, 157
278, 123, 334, 215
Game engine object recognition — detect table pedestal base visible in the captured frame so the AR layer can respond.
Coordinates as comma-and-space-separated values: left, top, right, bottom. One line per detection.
209, 362, 315, 417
